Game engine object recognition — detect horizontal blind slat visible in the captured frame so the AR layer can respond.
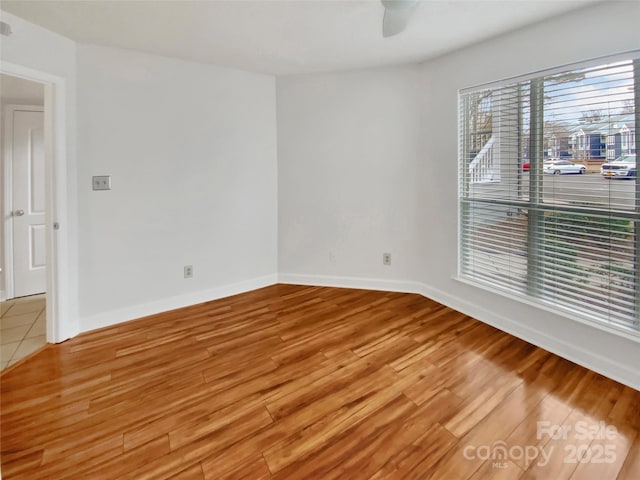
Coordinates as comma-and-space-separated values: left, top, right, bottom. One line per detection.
459, 52, 639, 334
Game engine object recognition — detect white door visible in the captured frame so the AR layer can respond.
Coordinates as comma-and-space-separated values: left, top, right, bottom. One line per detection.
9, 107, 46, 297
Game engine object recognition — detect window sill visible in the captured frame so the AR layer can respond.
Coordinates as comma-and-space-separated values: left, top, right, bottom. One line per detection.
453, 275, 640, 344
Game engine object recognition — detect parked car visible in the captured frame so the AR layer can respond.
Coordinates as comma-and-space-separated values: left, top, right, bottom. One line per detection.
601, 154, 636, 179
543, 160, 587, 175
523, 159, 559, 172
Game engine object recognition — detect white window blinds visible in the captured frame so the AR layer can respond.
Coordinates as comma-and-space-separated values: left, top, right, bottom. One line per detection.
459, 53, 639, 334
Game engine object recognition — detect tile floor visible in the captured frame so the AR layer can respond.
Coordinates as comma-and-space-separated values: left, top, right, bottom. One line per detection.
1, 294, 47, 371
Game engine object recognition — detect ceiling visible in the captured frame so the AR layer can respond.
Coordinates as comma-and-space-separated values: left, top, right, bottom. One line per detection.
1, 0, 598, 75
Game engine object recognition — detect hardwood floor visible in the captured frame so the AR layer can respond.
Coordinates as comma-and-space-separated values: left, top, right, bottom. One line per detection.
1, 284, 639, 479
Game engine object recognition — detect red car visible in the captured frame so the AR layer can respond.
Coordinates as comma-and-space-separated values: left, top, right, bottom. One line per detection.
523, 159, 561, 172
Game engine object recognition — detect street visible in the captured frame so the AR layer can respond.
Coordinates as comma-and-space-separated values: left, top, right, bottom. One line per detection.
522, 173, 637, 209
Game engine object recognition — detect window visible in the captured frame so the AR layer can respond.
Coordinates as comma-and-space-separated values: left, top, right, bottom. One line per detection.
606, 134, 616, 160
576, 130, 586, 158
459, 53, 639, 334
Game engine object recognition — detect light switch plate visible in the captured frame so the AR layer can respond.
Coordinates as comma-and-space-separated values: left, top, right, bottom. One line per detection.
0, 21, 12, 36
92, 176, 111, 191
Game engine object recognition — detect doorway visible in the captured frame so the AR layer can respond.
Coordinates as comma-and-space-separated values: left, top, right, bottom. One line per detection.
1, 74, 47, 369
0, 59, 73, 351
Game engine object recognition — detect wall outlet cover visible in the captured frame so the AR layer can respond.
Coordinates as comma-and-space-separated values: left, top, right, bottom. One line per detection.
92, 176, 111, 191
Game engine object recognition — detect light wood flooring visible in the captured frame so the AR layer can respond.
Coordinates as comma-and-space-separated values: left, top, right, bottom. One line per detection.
1, 284, 639, 479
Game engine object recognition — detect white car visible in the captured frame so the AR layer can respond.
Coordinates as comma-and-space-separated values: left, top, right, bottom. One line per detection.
601, 154, 636, 179
543, 160, 587, 175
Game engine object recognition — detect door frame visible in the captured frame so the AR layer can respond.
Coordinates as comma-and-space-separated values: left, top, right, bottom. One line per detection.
3, 104, 45, 301
1, 61, 70, 343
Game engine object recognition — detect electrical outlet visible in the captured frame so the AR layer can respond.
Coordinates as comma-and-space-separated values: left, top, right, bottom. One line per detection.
383, 253, 392, 266
92, 175, 111, 191
184, 265, 193, 278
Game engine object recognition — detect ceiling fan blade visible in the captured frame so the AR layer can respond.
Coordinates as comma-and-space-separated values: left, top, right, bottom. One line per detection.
382, 8, 411, 37
381, 0, 418, 37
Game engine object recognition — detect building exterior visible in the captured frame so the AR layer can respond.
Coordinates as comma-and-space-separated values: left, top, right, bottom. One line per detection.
567, 113, 635, 160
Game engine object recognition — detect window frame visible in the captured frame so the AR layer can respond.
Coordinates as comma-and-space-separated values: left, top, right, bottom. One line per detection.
456, 51, 640, 340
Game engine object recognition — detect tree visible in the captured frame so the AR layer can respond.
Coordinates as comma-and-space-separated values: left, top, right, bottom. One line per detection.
620, 99, 634, 114
467, 91, 493, 155
580, 109, 604, 123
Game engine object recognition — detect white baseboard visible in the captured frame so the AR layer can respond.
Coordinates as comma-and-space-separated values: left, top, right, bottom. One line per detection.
277, 273, 424, 295
81, 274, 278, 333
76, 270, 639, 391
0, 289, 5, 302
279, 272, 640, 391
415, 283, 640, 392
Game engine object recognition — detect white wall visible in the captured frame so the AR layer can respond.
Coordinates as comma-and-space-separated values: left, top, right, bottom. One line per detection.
76, 45, 278, 330
415, 0, 640, 389
277, 1, 640, 389
0, 10, 79, 340
1, 13, 278, 336
3, 1, 638, 389
0, 75, 45, 299
278, 65, 423, 291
